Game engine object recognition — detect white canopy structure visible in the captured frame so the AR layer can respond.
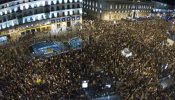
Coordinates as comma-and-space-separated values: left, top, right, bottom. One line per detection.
121, 48, 133, 58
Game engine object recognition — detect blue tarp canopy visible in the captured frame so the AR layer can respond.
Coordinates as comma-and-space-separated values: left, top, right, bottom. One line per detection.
68, 37, 83, 49
160, 77, 175, 90
31, 41, 65, 56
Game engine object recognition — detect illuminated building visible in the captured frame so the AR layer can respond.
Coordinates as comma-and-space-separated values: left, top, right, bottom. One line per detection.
83, 0, 154, 20
152, 1, 174, 14
0, 0, 83, 39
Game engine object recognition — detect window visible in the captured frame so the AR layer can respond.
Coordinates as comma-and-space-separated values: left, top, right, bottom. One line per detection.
59, 0, 62, 4
29, 11, 32, 15
51, 7, 55, 11
34, 9, 37, 14
57, 6, 60, 10
51, 1, 54, 5
30, 17, 33, 21
110, 5, 112, 9
45, 7, 50, 13
77, 10, 80, 14
69, 0, 73, 3
72, 4, 75, 8
12, 14, 16, 19
77, 4, 80, 8
68, 11, 70, 16
67, 5, 70, 9
62, 6, 65, 10
100, 3, 102, 8
3, 17, 6, 22
51, 13, 54, 18
64, 0, 68, 3
57, 12, 60, 17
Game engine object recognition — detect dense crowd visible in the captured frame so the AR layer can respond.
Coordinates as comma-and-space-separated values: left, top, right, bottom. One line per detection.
1, 17, 175, 100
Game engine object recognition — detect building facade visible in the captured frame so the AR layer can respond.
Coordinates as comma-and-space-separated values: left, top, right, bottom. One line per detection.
0, 0, 83, 39
83, 0, 154, 20
152, 1, 173, 13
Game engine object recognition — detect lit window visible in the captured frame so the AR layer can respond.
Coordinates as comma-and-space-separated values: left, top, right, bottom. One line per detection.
42, 1, 45, 6
65, 11, 68, 16
53, 0, 57, 4
9, 9, 11, 13
4, 10, 7, 14
80, 9, 82, 14
25, 4, 29, 9
100, 4, 102, 8
48, 1, 51, 5
59, 0, 62, 3
20, 5, 23, 10
70, 10, 73, 15
37, 2, 40, 7
64, 0, 67, 3
110, 5, 112, 9
7, 24, 9, 28
38, 15, 41, 20
54, 13, 57, 17
32, 16, 35, 21
27, 17, 30, 22
31, 4, 35, 8
14, 7, 17, 12
2, 24, 6, 29
23, 19, 25, 23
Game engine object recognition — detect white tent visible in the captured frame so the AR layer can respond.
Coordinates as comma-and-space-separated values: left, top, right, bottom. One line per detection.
82, 81, 88, 88
121, 48, 133, 58
167, 38, 174, 46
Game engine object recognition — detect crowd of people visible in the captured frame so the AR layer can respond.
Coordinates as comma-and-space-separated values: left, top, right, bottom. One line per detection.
1, 17, 175, 99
